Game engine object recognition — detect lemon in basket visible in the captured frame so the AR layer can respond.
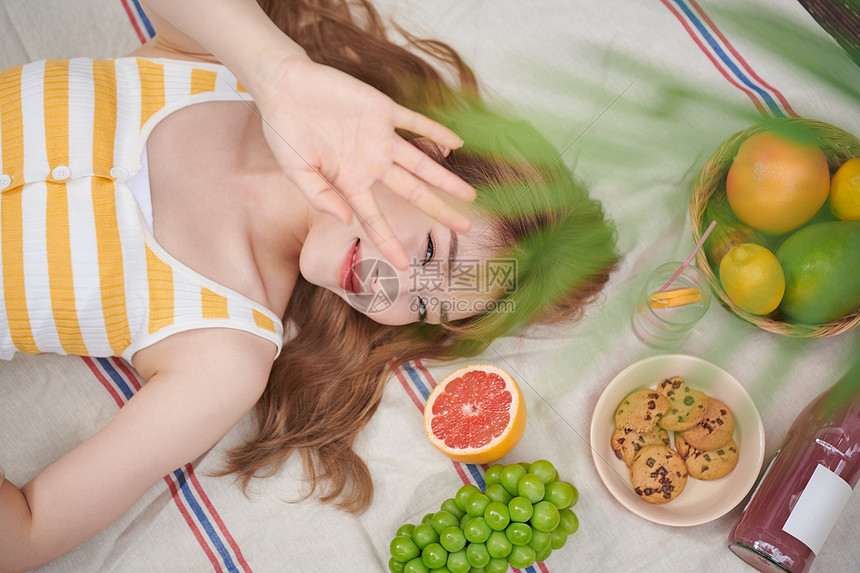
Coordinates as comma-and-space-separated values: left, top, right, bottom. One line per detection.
829, 158, 860, 221
719, 243, 785, 315
726, 130, 830, 234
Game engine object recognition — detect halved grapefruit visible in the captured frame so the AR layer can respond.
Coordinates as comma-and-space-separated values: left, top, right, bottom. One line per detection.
424, 364, 526, 464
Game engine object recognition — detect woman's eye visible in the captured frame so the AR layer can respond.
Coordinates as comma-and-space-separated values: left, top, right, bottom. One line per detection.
417, 297, 427, 323
423, 232, 435, 266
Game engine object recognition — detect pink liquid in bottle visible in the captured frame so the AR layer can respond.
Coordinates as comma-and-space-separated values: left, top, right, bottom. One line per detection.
728, 354, 860, 572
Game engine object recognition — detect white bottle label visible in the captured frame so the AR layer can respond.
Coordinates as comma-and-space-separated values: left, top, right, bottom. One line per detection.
782, 464, 852, 555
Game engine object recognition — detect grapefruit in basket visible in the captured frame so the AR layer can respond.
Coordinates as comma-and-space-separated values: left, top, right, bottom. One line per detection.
424, 364, 526, 464
726, 130, 829, 234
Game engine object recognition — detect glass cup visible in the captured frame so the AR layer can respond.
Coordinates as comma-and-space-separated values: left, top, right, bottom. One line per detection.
632, 262, 711, 349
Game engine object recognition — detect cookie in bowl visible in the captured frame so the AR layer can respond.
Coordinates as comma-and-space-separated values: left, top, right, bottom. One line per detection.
656, 376, 709, 432
611, 425, 671, 467
677, 435, 740, 481
629, 445, 688, 504
614, 389, 669, 433
680, 397, 735, 451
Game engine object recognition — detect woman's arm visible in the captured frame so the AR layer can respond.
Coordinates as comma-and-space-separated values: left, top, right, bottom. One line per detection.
138, 0, 308, 85
137, 0, 475, 270
0, 329, 273, 572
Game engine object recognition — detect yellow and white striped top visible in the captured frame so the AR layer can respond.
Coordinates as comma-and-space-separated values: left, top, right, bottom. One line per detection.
0, 57, 284, 361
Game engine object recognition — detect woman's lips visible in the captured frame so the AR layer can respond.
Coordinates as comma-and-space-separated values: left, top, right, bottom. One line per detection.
339, 239, 361, 294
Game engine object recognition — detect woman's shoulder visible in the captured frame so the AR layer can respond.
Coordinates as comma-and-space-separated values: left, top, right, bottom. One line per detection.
128, 36, 222, 66
130, 324, 278, 388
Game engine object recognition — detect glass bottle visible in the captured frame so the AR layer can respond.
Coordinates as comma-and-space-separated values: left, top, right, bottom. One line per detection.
728, 353, 860, 573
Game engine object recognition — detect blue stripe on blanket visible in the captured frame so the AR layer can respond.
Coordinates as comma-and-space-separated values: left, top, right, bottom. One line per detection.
85, 352, 250, 572
173, 468, 241, 573
95, 357, 135, 400
130, 0, 156, 38
669, 0, 786, 117
404, 361, 432, 401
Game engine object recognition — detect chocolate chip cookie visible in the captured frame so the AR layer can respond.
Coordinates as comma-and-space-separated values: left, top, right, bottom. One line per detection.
674, 431, 693, 459
656, 376, 709, 432
682, 438, 739, 480
614, 389, 669, 433
680, 397, 735, 451
629, 445, 688, 504
611, 425, 671, 467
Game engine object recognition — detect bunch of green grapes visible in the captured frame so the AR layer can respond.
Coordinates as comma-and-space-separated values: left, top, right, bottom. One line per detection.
388, 460, 579, 573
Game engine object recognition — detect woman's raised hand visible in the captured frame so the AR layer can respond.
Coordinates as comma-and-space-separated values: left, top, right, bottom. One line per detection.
255, 56, 475, 269
137, 0, 475, 269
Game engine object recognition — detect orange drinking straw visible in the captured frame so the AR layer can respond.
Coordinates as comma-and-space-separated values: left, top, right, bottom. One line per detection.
654, 220, 717, 294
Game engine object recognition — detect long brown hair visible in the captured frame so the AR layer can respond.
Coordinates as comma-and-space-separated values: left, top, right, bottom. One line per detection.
217, 0, 620, 512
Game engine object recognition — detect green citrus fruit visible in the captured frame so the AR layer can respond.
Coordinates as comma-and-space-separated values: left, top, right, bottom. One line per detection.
775, 221, 860, 323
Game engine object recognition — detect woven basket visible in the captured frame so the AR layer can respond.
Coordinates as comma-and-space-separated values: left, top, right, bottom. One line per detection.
689, 118, 860, 337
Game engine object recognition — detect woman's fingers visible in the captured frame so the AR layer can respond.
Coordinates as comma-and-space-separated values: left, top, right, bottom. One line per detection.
342, 191, 410, 270
382, 165, 472, 233
293, 167, 410, 270
290, 168, 354, 224
391, 106, 476, 202
393, 139, 476, 203
392, 105, 463, 150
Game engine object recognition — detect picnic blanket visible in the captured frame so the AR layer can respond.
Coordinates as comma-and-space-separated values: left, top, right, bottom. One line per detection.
1, 0, 858, 571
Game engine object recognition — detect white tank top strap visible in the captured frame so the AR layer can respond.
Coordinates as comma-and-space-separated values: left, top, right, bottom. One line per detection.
126, 145, 154, 233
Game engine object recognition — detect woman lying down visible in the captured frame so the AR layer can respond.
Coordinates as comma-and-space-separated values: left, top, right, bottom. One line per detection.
0, 0, 619, 569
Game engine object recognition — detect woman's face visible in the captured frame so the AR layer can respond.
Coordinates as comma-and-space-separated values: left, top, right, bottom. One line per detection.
300, 183, 504, 325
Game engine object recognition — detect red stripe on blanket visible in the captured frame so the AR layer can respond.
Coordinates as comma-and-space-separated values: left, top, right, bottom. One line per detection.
119, 0, 146, 45
451, 462, 473, 486
659, 0, 767, 115
394, 364, 477, 485
83, 353, 246, 570
186, 464, 252, 572
394, 366, 426, 411
81, 356, 125, 408
414, 359, 438, 389
163, 472, 226, 573
687, 0, 797, 117
111, 356, 143, 391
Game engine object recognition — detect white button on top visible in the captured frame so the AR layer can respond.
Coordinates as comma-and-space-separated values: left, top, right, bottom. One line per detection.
51, 165, 71, 180
110, 166, 129, 180
0, 174, 11, 190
